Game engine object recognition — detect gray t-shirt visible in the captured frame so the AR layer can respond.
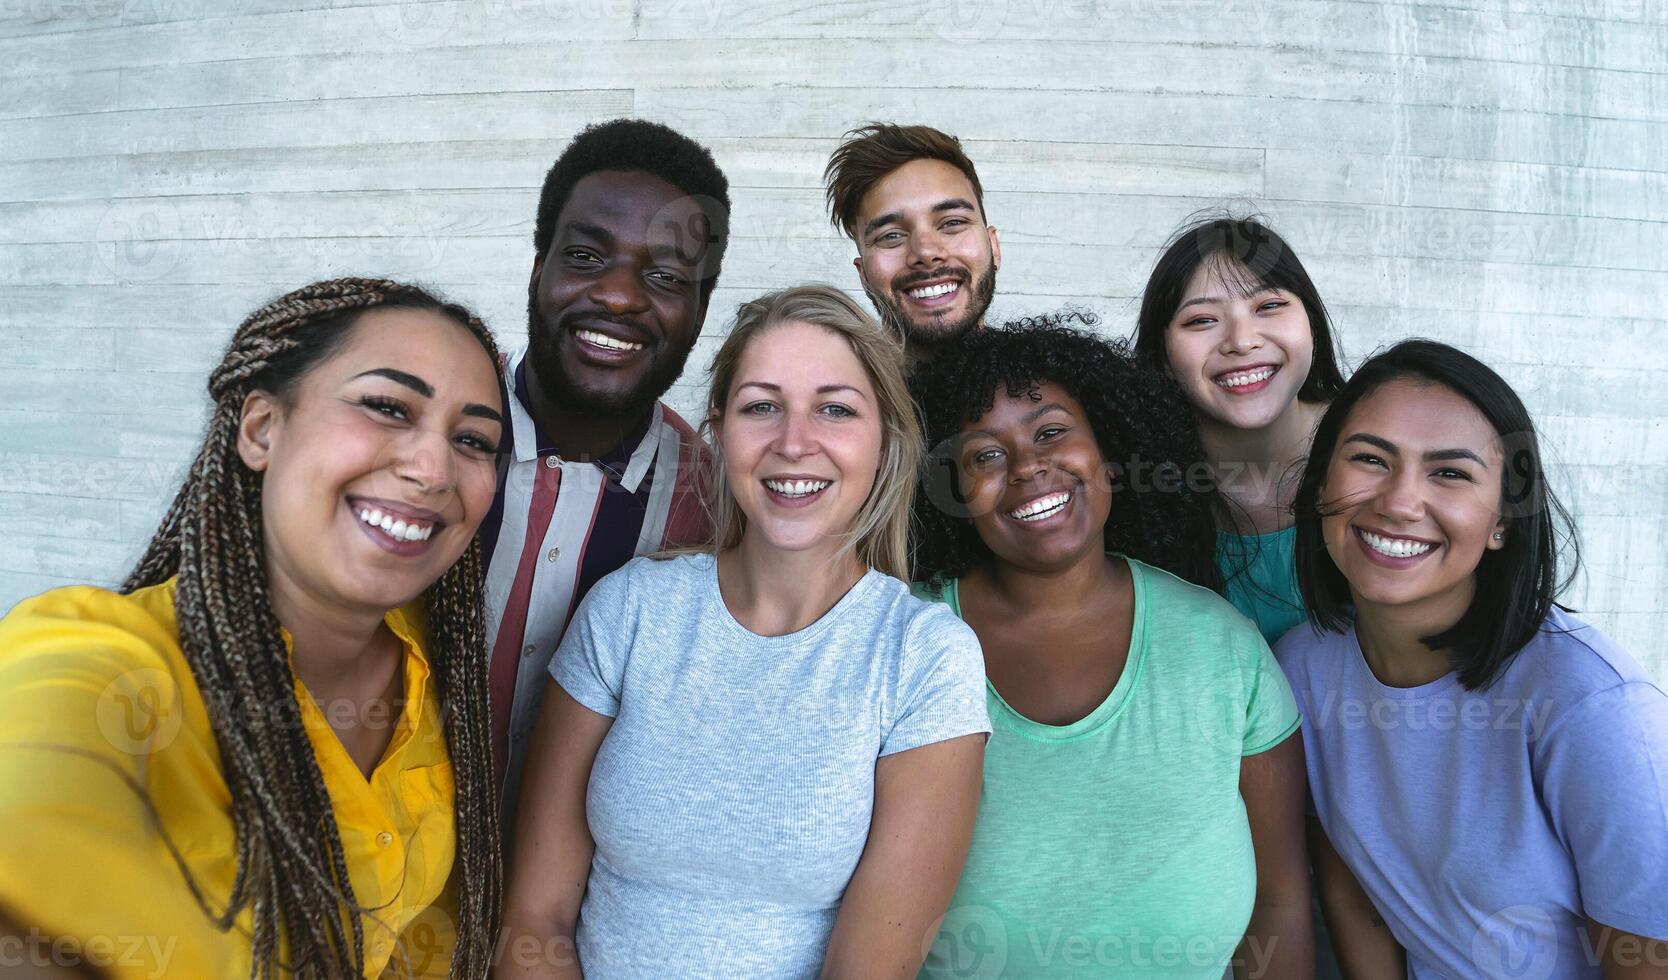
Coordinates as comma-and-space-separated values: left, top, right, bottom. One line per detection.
549, 552, 991, 979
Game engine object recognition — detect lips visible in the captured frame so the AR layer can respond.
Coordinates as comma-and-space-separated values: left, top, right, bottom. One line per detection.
1213, 363, 1279, 392
1352, 526, 1439, 567
564, 317, 652, 363
347, 496, 445, 555
1005, 489, 1073, 523
897, 273, 966, 308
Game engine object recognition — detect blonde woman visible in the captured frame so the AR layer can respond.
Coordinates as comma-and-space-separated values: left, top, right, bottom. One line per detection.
498, 285, 990, 979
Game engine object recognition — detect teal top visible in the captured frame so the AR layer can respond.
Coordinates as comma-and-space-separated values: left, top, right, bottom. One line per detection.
1216, 526, 1305, 645
913, 558, 1302, 979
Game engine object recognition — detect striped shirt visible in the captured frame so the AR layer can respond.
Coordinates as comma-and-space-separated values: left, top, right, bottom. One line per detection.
482, 345, 710, 826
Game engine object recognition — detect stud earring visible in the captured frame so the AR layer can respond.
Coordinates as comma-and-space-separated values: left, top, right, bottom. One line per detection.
1492, 532, 1503, 541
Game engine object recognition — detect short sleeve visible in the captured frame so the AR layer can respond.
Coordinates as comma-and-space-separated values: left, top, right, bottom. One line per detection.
881, 604, 990, 757
0, 590, 228, 977
547, 563, 635, 718
1537, 681, 1668, 940
1241, 633, 1302, 756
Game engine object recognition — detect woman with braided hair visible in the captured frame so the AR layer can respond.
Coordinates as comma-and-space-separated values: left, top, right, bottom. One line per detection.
910, 317, 1313, 979
0, 278, 505, 978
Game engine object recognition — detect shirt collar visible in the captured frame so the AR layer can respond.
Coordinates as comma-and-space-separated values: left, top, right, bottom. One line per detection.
503, 345, 666, 494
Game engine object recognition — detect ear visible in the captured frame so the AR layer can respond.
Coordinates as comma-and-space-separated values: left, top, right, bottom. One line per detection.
236, 390, 281, 473
529, 252, 544, 294
1486, 517, 1509, 551
852, 254, 865, 279
987, 225, 1002, 271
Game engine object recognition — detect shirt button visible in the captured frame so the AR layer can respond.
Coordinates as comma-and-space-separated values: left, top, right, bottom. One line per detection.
544, 456, 559, 468
376, 831, 393, 847
521, 644, 535, 658
546, 547, 560, 562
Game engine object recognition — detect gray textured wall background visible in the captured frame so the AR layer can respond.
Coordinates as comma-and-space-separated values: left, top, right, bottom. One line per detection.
2, 0, 1664, 678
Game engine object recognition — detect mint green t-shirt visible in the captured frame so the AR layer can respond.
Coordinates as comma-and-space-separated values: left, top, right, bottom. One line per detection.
1217, 526, 1305, 646
914, 558, 1301, 979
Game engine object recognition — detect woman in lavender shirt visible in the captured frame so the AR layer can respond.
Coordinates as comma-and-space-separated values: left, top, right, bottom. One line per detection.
1277, 340, 1668, 979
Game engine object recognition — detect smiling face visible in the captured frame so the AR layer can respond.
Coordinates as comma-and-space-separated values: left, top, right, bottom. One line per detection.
715, 320, 884, 558
1163, 257, 1315, 432
1319, 378, 1508, 627
852, 159, 1000, 352
238, 308, 505, 617
527, 169, 711, 419
953, 381, 1113, 574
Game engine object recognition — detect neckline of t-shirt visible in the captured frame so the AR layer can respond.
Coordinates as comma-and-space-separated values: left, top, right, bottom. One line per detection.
947, 556, 1150, 743
1344, 623, 1463, 700
702, 552, 883, 646
1216, 525, 1296, 545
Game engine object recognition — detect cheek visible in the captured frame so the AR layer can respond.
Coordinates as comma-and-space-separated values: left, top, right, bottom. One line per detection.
1163, 331, 1207, 379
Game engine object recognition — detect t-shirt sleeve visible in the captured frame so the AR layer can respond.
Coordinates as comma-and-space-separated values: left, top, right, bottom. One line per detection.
547, 564, 636, 719
1241, 631, 1302, 756
881, 603, 990, 757
0, 590, 229, 978
1537, 681, 1668, 940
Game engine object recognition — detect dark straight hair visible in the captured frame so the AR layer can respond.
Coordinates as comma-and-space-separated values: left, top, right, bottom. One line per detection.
1292, 339, 1580, 690
1134, 213, 1346, 403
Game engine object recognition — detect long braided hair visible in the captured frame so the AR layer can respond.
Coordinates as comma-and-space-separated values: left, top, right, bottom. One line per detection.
122, 278, 503, 978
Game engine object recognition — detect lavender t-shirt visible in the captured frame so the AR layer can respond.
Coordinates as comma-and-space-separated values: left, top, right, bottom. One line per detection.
1276, 608, 1668, 979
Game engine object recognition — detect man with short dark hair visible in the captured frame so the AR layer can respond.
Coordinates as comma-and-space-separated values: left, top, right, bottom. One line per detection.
824, 123, 1000, 364
485, 118, 729, 825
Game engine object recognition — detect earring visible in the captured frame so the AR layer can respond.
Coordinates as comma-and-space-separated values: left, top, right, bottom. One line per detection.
1492, 532, 1503, 541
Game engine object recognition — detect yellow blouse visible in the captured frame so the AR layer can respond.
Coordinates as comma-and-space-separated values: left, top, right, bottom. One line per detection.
0, 578, 459, 978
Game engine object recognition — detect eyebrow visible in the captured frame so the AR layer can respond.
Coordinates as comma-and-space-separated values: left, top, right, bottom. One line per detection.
563, 220, 615, 245
353, 368, 504, 424
1025, 402, 1069, 424
861, 198, 979, 239
1343, 433, 1485, 465
736, 381, 870, 399
1176, 285, 1282, 313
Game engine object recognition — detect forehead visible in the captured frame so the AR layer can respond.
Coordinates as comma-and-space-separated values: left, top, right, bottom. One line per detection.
856, 158, 980, 223
963, 379, 1084, 432
1346, 379, 1500, 455
734, 320, 873, 391
1181, 254, 1277, 300
556, 169, 709, 252
319, 308, 498, 392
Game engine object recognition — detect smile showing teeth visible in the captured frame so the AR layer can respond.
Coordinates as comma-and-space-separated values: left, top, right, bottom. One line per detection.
575, 328, 644, 352
358, 507, 434, 542
908, 282, 959, 300
1215, 366, 1276, 388
1358, 529, 1434, 559
764, 478, 831, 498
1010, 491, 1071, 522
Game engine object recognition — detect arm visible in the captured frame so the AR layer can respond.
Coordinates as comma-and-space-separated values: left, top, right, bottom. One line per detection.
1309, 816, 1405, 980
494, 680, 613, 980
819, 734, 985, 980
1233, 733, 1313, 980
1585, 919, 1668, 979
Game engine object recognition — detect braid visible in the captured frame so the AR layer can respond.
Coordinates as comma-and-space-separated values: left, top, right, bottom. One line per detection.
124, 277, 503, 978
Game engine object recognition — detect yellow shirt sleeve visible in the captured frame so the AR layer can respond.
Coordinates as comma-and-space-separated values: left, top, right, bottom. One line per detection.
0, 586, 229, 978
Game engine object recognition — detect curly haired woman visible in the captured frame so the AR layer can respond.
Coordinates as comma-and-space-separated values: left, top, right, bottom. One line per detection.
0, 279, 504, 978
911, 317, 1313, 980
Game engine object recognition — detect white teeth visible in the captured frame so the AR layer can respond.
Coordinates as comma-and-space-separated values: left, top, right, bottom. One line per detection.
1216, 366, 1276, 388
1359, 529, 1433, 558
764, 478, 831, 497
356, 506, 434, 542
575, 328, 644, 351
908, 282, 958, 300
1010, 491, 1071, 521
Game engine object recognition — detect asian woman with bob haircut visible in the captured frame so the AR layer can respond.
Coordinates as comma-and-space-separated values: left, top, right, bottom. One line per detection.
1279, 339, 1668, 979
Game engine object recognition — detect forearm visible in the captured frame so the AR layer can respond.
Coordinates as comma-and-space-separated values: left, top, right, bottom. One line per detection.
1236, 897, 1314, 980
493, 913, 582, 980
1321, 899, 1405, 980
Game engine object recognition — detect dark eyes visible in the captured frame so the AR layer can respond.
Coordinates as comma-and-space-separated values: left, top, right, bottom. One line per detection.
358, 396, 499, 455
564, 248, 689, 287
1349, 452, 1474, 482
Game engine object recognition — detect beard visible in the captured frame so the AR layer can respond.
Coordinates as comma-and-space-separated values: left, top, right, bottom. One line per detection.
866, 261, 998, 354
525, 296, 695, 422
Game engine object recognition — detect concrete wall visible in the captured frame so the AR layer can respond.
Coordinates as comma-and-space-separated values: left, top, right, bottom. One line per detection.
2, 0, 1664, 677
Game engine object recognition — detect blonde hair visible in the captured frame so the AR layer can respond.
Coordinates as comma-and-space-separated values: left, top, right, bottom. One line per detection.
699, 284, 920, 580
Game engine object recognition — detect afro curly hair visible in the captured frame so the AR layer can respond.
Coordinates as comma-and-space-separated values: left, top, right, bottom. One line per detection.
533, 118, 732, 300
910, 313, 1223, 592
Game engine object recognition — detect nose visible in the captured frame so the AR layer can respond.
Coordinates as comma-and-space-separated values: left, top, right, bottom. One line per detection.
393, 426, 455, 495
1373, 465, 1425, 525
1218, 310, 1263, 356
586, 260, 651, 317
1009, 442, 1048, 484
772, 409, 816, 461
906, 226, 949, 269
